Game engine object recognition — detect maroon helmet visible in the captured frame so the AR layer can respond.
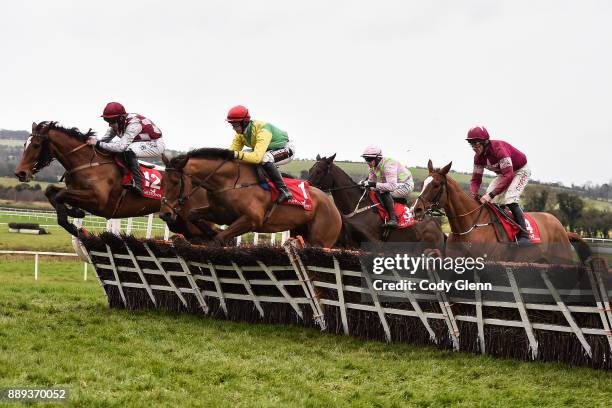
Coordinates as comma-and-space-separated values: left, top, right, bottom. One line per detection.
101, 102, 127, 118
466, 126, 490, 141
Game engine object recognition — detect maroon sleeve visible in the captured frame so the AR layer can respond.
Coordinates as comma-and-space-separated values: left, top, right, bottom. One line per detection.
490, 144, 515, 196
470, 155, 485, 194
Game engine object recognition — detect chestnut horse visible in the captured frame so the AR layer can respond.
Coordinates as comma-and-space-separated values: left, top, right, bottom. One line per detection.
159, 148, 342, 247
307, 154, 446, 251
14, 122, 217, 239
412, 160, 591, 264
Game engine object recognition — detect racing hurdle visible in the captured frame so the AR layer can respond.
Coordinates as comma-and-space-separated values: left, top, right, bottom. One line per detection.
79, 233, 612, 369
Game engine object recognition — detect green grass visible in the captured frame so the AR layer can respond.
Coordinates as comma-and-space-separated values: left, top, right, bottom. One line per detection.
0, 259, 610, 407
0, 138, 25, 147
0, 176, 56, 189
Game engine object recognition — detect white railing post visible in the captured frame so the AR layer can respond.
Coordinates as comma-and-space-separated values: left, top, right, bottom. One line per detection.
126, 218, 133, 235
164, 224, 170, 240
236, 235, 242, 245
34, 253, 39, 280
83, 263, 88, 281
253, 233, 259, 246
145, 214, 154, 238
270, 233, 276, 245
281, 230, 290, 244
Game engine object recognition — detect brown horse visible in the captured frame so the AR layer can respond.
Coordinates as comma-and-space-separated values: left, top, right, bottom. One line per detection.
307, 154, 446, 250
412, 160, 591, 264
159, 148, 342, 247
14, 122, 217, 239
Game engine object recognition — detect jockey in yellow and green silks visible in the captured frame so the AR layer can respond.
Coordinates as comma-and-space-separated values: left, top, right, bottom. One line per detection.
226, 105, 295, 203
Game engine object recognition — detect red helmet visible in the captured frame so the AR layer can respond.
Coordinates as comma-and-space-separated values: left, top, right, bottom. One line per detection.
226, 105, 250, 122
101, 102, 127, 118
466, 126, 490, 141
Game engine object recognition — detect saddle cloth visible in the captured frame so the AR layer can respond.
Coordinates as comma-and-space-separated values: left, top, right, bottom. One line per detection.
115, 157, 164, 200
368, 192, 417, 229
487, 203, 541, 243
261, 178, 313, 211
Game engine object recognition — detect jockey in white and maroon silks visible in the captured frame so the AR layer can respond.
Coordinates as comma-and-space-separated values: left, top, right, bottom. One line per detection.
360, 145, 415, 228
467, 126, 532, 244
86, 102, 165, 196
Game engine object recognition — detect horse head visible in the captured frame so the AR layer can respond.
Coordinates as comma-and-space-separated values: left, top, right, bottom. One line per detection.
15, 122, 54, 182
412, 159, 452, 220
307, 153, 337, 189
160, 154, 190, 223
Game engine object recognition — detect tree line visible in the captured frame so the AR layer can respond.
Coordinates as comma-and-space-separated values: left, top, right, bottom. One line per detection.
522, 186, 611, 238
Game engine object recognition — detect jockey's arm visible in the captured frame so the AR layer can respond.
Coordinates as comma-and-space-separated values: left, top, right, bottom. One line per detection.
99, 128, 116, 143
376, 161, 400, 192
229, 134, 245, 152
470, 159, 485, 195
234, 128, 273, 164
98, 122, 142, 152
490, 157, 515, 197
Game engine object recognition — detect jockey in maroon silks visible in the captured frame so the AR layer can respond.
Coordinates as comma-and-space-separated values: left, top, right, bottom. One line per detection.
87, 102, 165, 196
467, 126, 532, 244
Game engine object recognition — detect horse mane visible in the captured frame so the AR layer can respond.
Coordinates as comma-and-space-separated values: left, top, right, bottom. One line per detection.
169, 148, 235, 170
37, 121, 96, 142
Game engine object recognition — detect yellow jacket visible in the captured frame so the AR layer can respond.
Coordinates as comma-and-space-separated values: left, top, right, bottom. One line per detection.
229, 120, 289, 164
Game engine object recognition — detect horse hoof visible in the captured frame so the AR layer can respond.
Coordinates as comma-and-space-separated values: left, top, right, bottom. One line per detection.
70, 209, 86, 218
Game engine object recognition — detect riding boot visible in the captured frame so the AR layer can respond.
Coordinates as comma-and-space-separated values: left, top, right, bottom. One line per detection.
124, 150, 143, 196
507, 203, 532, 245
380, 192, 398, 228
262, 162, 293, 203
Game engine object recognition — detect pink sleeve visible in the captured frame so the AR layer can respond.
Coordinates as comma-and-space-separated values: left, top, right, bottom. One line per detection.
376, 161, 399, 192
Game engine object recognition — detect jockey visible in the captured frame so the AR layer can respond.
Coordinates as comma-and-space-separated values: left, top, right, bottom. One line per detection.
360, 145, 415, 228
87, 102, 165, 196
467, 126, 532, 244
226, 105, 295, 203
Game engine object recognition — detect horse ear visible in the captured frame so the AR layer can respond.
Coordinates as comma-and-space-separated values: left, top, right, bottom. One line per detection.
440, 161, 452, 175
162, 154, 170, 166
329, 153, 336, 162
427, 159, 434, 173
316, 154, 321, 160
31, 122, 37, 132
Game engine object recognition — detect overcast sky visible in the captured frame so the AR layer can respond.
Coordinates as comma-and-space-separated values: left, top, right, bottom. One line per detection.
1, 0, 610, 185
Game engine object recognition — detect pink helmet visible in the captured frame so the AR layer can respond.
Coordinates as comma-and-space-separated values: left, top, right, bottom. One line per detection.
361, 145, 383, 159
466, 126, 490, 141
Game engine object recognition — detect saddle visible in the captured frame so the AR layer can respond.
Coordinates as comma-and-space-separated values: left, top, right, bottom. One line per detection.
368, 191, 417, 229
485, 203, 541, 243
114, 156, 164, 200
255, 166, 313, 210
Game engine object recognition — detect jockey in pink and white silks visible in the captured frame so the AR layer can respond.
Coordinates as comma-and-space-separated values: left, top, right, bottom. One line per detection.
87, 102, 165, 196
467, 126, 532, 244
360, 145, 415, 228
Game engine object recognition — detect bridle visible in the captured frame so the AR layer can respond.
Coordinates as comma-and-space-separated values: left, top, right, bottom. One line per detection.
414, 173, 491, 236
27, 129, 111, 176
161, 158, 259, 217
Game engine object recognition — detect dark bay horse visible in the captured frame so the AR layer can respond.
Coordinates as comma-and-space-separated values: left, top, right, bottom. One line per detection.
14, 122, 217, 239
412, 160, 591, 264
159, 148, 342, 248
307, 154, 446, 250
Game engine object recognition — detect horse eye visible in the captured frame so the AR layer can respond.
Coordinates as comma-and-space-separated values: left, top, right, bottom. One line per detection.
32, 144, 41, 149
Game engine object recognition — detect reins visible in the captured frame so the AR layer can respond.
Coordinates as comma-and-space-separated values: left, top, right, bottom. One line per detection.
415, 174, 493, 236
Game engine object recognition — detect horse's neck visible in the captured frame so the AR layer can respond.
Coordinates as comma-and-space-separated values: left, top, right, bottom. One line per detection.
330, 165, 366, 214
189, 158, 243, 191
48, 132, 93, 171
444, 177, 488, 234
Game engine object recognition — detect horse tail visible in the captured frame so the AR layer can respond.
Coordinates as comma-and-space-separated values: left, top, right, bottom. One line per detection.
567, 231, 592, 264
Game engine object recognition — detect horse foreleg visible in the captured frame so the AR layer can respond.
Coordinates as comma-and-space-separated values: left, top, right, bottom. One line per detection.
213, 215, 256, 245
54, 188, 102, 236
45, 185, 79, 236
